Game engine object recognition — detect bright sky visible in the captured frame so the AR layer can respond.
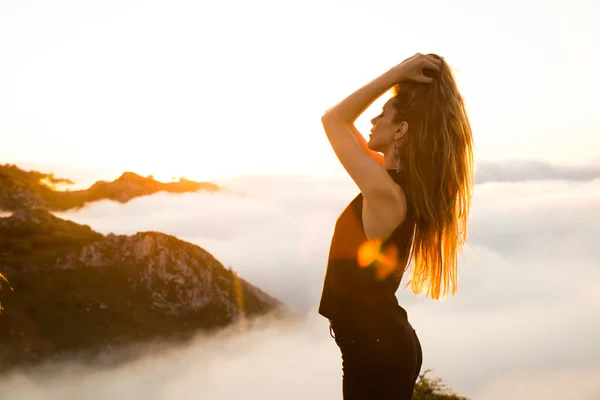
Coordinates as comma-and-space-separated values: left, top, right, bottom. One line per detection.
1, 0, 599, 182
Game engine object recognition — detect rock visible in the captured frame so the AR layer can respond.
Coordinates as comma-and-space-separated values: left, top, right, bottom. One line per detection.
0, 208, 284, 371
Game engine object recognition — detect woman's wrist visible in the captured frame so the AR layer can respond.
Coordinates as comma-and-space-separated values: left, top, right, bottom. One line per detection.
323, 65, 404, 124
386, 63, 407, 83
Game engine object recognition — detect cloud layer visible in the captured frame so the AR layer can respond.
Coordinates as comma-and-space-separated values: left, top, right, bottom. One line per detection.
2, 165, 600, 399
477, 159, 600, 183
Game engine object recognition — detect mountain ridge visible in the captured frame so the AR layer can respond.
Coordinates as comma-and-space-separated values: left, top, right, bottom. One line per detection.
0, 163, 219, 212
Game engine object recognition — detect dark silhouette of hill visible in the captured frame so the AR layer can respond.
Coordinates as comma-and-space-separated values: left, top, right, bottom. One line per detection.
0, 208, 283, 372
0, 163, 219, 212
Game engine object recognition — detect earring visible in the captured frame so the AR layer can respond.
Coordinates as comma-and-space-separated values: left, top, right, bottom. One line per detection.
394, 142, 401, 173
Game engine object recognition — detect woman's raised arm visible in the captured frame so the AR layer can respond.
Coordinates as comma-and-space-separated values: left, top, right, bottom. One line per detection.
321, 54, 441, 197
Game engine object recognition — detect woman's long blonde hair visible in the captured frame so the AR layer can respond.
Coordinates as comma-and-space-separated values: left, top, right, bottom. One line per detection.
0, 272, 8, 312
391, 55, 474, 300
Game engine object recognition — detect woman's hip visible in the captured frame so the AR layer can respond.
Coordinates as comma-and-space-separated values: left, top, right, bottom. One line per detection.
333, 319, 421, 368
329, 310, 423, 398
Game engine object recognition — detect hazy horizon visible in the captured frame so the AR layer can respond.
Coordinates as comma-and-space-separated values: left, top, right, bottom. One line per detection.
2, 0, 600, 182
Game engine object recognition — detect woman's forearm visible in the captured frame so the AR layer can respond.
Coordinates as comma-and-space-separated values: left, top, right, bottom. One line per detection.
322, 66, 402, 123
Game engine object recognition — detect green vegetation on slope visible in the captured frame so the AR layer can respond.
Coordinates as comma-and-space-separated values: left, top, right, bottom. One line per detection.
414, 369, 470, 400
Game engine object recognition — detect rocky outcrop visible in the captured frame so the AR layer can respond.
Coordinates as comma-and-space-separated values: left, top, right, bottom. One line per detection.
0, 208, 283, 371
55, 232, 278, 317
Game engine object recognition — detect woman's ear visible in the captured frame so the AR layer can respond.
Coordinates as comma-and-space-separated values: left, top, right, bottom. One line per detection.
394, 121, 408, 141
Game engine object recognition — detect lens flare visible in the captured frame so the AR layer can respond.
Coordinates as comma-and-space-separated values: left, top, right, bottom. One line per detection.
357, 240, 399, 280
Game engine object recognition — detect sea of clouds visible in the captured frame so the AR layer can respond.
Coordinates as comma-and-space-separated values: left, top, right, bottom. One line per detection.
1, 160, 600, 400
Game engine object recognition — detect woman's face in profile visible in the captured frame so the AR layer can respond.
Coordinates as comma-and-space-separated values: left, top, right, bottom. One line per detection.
368, 99, 401, 153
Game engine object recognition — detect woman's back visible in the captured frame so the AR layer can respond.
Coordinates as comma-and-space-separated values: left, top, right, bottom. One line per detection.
318, 169, 415, 335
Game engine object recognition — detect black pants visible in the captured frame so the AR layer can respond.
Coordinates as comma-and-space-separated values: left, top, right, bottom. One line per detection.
330, 315, 423, 400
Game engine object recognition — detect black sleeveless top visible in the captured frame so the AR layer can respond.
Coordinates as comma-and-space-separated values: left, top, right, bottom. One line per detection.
318, 169, 415, 332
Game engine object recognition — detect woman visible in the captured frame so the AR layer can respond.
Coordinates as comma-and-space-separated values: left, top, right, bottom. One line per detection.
318, 53, 474, 399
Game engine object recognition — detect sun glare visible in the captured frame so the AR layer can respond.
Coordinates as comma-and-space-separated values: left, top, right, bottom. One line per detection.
358, 240, 399, 281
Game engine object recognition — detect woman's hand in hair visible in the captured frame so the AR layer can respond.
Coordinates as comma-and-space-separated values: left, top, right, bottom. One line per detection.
393, 53, 442, 84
